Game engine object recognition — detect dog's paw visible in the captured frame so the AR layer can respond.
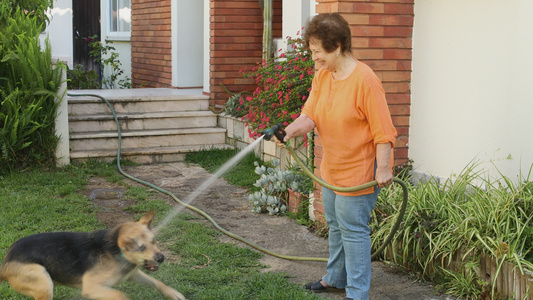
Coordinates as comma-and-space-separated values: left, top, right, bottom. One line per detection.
164, 288, 186, 300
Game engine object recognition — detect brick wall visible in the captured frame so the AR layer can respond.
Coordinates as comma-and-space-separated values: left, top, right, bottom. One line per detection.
209, 0, 282, 107
131, 0, 172, 87
312, 0, 413, 221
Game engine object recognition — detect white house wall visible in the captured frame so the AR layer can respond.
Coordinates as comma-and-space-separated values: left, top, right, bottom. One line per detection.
41, 0, 73, 68
411, 0, 533, 182
172, 0, 203, 88
100, 0, 132, 86
276, 0, 317, 54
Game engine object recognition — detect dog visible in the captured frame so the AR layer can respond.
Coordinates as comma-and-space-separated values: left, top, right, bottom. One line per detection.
0, 211, 185, 300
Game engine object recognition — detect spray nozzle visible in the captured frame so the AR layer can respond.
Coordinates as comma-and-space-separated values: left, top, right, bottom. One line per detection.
260, 123, 287, 144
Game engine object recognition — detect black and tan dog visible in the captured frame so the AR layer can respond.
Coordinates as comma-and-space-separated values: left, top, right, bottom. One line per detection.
0, 211, 185, 300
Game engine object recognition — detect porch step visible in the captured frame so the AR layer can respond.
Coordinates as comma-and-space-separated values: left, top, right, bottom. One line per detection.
68, 91, 208, 115
67, 88, 230, 163
69, 111, 218, 132
70, 144, 232, 164
70, 128, 227, 151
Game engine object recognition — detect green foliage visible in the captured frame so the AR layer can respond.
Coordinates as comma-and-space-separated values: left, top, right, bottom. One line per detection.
67, 35, 132, 89
249, 158, 313, 215
219, 83, 247, 118
89, 36, 132, 89
241, 35, 315, 138
0, 2, 64, 173
1, 0, 53, 30
436, 260, 487, 300
371, 162, 533, 298
67, 64, 100, 89
224, 92, 247, 117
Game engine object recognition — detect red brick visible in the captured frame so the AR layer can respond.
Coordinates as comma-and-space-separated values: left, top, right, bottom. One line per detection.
384, 3, 414, 15
364, 60, 400, 71
383, 82, 410, 93
351, 25, 384, 37
343, 14, 370, 25
388, 104, 410, 116
384, 26, 413, 37
395, 127, 409, 137
383, 49, 412, 60
386, 93, 411, 105
369, 37, 412, 49
378, 71, 411, 82
352, 3, 384, 14
353, 49, 384, 60
391, 116, 410, 127
396, 60, 412, 70
372, 15, 413, 26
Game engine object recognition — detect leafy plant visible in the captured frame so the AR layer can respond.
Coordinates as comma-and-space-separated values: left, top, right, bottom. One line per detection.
0, 1, 63, 173
218, 83, 247, 117
371, 161, 533, 298
249, 158, 313, 215
224, 93, 247, 117
436, 259, 487, 300
88, 35, 132, 89
240, 35, 315, 138
67, 64, 100, 89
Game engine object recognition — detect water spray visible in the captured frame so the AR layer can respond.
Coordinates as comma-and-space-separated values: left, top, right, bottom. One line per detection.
68, 93, 407, 261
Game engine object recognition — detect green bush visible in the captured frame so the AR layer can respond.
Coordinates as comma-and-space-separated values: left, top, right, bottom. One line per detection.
67, 64, 100, 90
371, 162, 533, 298
0, 1, 64, 173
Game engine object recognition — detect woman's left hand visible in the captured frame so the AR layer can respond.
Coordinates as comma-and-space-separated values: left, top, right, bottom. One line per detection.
375, 166, 393, 188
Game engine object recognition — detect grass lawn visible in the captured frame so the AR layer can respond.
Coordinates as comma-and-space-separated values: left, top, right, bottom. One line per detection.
0, 159, 323, 300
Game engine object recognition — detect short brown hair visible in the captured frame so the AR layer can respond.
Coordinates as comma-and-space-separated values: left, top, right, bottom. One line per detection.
304, 13, 352, 54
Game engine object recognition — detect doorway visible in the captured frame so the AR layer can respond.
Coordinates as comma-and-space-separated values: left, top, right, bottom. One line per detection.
72, 0, 101, 72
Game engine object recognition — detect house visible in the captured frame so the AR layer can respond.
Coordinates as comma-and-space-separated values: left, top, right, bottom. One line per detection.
43, 0, 533, 186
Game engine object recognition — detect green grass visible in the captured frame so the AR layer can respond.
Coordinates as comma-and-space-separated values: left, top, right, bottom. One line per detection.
185, 146, 263, 190
0, 162, 323, 300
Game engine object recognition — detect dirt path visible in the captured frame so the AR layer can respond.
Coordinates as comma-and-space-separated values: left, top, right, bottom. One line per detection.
87, 162, 453, 300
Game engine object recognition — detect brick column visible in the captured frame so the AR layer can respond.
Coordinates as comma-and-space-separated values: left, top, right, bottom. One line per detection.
209, 0, 282, 107
131, 0, 172, 87
312, 0, 413, 221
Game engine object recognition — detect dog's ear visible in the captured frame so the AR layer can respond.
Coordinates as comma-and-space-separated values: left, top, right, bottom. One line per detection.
118, 237, 139, 252
139, 210, 155, 228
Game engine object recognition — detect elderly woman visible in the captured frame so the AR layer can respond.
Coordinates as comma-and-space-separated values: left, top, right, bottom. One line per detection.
280, 13, 397, 300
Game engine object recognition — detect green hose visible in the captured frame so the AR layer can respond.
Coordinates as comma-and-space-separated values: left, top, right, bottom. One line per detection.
285, 143, 409, 260
67, 93, 407, 261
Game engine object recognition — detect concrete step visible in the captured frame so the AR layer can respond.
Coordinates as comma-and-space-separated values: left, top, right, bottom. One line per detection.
67, 88, 231, 164
70, 128, 227, 152
70, 144, 233, 164
69, 111, 218, 133
67, 88, 209, 115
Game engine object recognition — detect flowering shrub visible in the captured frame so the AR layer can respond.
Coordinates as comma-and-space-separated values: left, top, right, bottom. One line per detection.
240, 35, 315, 138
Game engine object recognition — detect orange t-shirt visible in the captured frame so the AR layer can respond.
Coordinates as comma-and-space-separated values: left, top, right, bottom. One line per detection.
301, 59, 397, 196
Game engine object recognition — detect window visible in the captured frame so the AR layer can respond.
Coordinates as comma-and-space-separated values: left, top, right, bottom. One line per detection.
108, 0, 131, 39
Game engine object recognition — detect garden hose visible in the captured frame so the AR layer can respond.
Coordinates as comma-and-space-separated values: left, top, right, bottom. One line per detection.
284, 144, 409, 260
67, 93, 407, 262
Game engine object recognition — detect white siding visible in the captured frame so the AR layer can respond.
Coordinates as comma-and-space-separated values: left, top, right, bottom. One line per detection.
411, 0, 533, 182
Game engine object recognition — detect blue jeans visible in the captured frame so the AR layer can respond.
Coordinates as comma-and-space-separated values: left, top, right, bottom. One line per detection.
321, 185, 380, 300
